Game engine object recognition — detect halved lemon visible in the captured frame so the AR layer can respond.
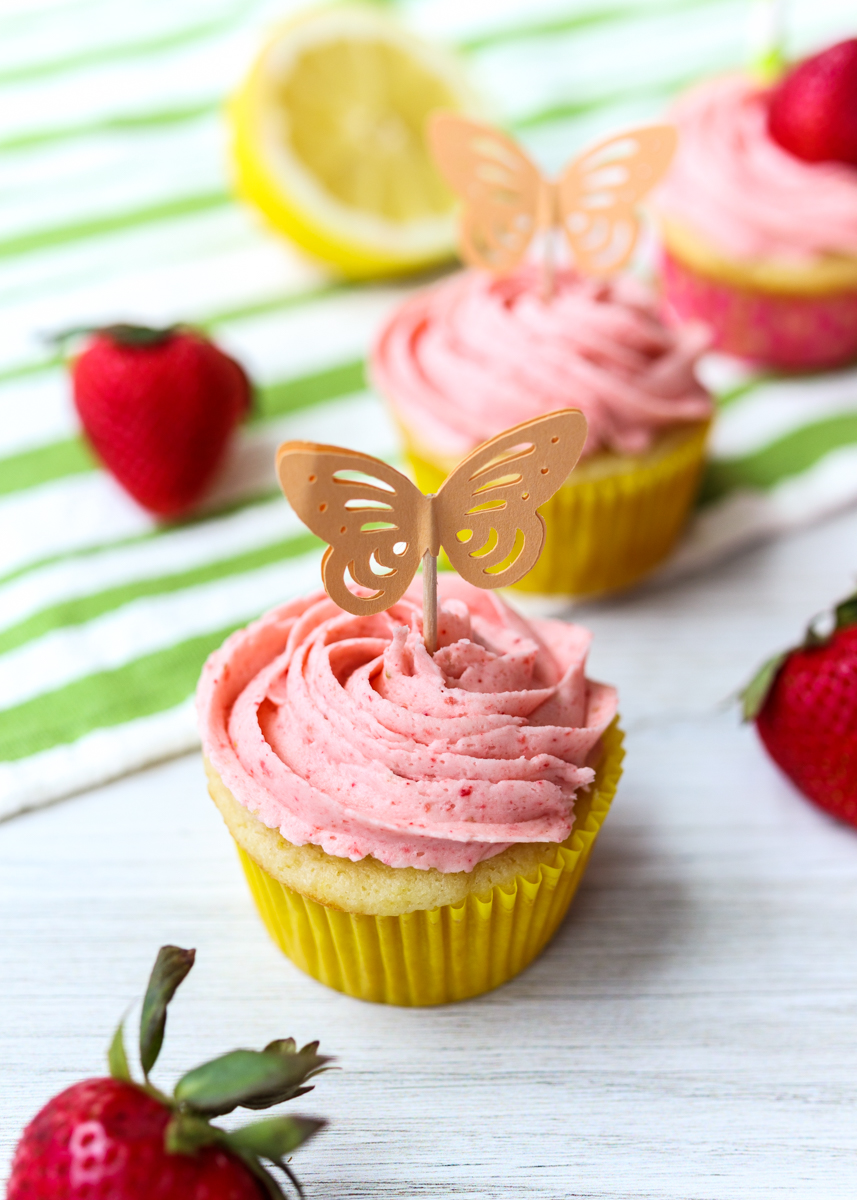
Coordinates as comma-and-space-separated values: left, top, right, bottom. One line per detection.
229, 4, 480, 278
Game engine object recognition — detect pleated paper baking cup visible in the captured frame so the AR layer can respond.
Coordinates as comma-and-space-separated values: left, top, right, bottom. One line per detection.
662, 249, 857, 370
403, 422, 710, 598
233, 722, 624, 1006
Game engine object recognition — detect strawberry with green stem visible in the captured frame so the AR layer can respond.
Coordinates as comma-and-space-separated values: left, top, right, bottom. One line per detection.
67, 323, 252, 519
7, 946, 332, 1199
742, 590, 857, 827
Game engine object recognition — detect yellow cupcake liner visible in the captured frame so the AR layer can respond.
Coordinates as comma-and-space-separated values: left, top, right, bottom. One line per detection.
236, 721, 624, 1006
403, 423, 710, 597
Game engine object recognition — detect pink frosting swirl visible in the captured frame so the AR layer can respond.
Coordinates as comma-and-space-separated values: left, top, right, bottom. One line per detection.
197, 578, 617, 873
656, 75, 857, 262
370, 266, 711, 461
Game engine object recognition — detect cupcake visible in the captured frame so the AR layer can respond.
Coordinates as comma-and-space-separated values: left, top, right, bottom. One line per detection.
197, 575, 622, 1005
655, 70, 857, 370
370, 266, 713, 597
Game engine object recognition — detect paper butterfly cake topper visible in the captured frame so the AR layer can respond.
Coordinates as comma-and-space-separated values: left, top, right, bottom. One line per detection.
277, 410, 587, 653
428, 113, 677, 288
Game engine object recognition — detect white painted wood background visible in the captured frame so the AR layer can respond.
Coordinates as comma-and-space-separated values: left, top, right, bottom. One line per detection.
3, 509, 857, 1200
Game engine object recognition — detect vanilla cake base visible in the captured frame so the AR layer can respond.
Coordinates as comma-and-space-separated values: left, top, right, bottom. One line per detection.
205, 758, 571, 916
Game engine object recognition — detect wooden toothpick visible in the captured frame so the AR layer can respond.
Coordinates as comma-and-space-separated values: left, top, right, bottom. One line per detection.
541, 226, 557, 303
422, 549, 438, 655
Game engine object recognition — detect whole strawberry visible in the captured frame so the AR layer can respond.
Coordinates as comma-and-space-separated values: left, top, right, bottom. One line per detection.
742, 591, 857, 827
767, 38, 857, 166
72, 325, 251, 519
7, 946, 330, 1199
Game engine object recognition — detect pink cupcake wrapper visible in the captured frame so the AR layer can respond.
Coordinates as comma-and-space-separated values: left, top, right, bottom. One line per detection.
662, 251, 857, 371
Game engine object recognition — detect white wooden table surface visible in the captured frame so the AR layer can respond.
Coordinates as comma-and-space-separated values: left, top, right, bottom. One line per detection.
3, 510, 857, 1200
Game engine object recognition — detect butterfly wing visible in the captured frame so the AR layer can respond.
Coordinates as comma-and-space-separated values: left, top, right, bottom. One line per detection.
428, 112, 544, 274
558, 125, 677, 275
276, 442, 429, 616
434, 410, 588, 589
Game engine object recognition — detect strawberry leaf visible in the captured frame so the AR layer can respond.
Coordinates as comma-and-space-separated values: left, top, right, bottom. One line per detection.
227, 1115, 326, 1161
107, 1018, 132, 1083
48, 322, 178, 348
835, 591, 857, 632
742, 588, 857, 721
139, 945, 196, 1077
228, 1118, 326, 1200
174, 1047, 332, 1116
740, 651, 787, 722
240, 1159, 289, 1200
240, 1044, 332, 1111
101, 323, 177, 346
265, 1038, 297, 1056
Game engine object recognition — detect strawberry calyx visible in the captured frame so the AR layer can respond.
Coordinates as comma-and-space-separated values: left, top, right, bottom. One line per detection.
740, 651, 788, 723
50, 322, 181, 348
99, 323, 180, 346
740, 588, 857, 721
107, 945, 331, 1198
833, 592, 857, 633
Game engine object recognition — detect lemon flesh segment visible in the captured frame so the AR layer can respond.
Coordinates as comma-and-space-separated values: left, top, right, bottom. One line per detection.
230, 8, 479, 278
282, 40, 458, 221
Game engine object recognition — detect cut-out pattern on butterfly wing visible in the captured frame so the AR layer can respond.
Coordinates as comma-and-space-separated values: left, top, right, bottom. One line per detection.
436, 410, 588, 587
277, 413, 588, 618
557, 125, 677, 275
276, 443, 429, 616
429, 113, 544, 274
429, 112, 676, 278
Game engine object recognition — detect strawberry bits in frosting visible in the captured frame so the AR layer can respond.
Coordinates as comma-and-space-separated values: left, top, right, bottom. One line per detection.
198, 579, 617, 874
371, 265, 711, 462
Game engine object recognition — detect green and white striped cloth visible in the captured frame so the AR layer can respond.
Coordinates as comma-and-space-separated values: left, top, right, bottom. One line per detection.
2, 0, 856, 819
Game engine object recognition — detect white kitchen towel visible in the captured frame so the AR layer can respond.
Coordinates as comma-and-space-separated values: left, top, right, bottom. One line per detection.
2, 0, 856, 818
